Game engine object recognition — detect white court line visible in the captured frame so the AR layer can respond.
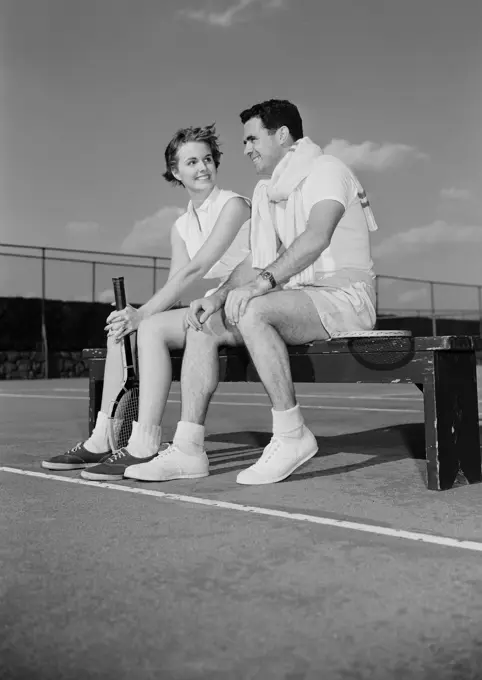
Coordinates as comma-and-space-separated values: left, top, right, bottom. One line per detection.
0, 392, 422, 413
8, 387, 423, 401
6, 388, 482, 405
0, 393, 88, 401
2, 466, 482, 553
207, 400, 421, 414
53, 388, 89, 393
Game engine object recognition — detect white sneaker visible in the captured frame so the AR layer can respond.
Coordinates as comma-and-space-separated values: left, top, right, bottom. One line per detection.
124, 443, 209, 482
236, 426, 318, 485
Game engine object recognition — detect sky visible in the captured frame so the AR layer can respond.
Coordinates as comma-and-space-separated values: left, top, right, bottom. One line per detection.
1, 0, 482, 309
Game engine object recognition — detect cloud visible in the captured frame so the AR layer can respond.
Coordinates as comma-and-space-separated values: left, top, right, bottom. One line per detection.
179, 0, 286, 28
323, 139, 428, 171
440, 187, 472, 201
98, 288, 115, 303
373, 220, 482, 258
121, 206, 184, 257
397, 288, 429, 304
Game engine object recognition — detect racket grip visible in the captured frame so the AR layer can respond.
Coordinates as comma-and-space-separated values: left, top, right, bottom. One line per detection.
112, 277, 127, 311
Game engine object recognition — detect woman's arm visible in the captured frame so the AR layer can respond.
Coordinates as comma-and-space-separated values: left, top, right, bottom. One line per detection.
166, 222, 191, 280
138, 197, 250, 318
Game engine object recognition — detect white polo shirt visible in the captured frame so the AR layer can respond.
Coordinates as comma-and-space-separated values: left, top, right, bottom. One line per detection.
299, 154, 376, 276
174, 187, 251, 280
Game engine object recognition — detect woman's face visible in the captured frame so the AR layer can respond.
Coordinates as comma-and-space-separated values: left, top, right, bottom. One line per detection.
173, 141, 217, 193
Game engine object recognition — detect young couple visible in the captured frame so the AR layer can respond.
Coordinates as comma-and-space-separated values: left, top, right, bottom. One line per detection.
42, 98, 378, 486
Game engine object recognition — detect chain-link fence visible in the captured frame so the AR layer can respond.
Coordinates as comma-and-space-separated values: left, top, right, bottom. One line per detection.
1, 243, 481, 378
376, 275, 482, 336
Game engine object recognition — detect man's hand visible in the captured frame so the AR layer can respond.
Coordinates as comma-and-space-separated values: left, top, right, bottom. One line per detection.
105, 304, 144, 342
185, 295, 223, 331
225, 279, 269, 325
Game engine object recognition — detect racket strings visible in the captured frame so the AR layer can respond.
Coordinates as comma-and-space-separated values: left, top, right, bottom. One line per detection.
110, 386, 139, 450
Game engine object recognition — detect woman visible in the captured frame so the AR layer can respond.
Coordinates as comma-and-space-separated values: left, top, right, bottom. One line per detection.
42, 124, 251, 479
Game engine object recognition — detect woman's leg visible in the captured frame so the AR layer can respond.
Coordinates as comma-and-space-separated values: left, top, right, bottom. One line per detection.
124, 307, 188, 458
40, 331, 136, 469
136, 308, 187, 427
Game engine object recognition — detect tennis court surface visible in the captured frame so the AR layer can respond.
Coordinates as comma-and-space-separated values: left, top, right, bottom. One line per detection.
2, 376, 482, 679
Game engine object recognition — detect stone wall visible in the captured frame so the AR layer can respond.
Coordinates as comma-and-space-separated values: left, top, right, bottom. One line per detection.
0, 351, 88, 380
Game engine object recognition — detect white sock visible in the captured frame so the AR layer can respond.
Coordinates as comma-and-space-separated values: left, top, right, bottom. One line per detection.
173, 421, 205, 456
84, 411, 111, 453
272, 404, 304, 439
126, 421, 162, 458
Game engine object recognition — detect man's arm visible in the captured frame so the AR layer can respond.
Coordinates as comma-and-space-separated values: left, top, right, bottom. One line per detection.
261, 199, 344, 285
224, 199, 345, 324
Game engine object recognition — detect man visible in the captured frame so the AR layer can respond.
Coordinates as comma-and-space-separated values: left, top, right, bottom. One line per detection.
125, 99, 378, 486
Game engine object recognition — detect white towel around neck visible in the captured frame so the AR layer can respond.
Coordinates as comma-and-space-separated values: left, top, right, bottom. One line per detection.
250, 137, 378, 286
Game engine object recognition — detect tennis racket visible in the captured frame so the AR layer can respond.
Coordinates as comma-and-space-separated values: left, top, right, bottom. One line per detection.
107, 277, 139, 451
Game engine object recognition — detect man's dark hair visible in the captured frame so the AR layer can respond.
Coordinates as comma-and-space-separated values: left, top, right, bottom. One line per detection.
239, 99, 304, 141
163, 124, 222, 186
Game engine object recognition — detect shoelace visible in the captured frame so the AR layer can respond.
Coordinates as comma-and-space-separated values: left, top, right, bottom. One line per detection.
157, 443, 178, 458
257, 438, 281, 465
70, 442, 84, 453
107, 448, 129, 462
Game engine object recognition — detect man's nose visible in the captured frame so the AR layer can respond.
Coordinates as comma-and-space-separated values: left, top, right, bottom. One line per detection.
244, 144, 251, 156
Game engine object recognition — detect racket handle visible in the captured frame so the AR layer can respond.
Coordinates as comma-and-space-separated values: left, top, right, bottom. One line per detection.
112, 277, 127, 311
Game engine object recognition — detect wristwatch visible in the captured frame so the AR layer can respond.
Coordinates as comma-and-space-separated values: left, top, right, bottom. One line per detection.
259, 270, 277, 289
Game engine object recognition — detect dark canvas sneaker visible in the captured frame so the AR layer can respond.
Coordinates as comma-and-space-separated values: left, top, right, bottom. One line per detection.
80, 448, 157, 481
41, 442, 111, 470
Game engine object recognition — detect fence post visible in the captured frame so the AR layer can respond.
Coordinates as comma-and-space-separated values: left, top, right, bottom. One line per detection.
92, 261, 96, 302
430, 281, 437, 336
375, 276, 380, 318
41, 248, 49, 379
152, 257, 157, 295
478, 286, 482, 337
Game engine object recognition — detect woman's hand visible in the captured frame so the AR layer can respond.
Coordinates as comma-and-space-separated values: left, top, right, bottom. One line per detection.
184, 295, 223, 331
105, 304, 144, 341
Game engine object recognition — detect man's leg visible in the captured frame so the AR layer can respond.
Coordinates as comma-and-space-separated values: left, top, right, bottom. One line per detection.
234, 290, 327, 485
125, 310, 243, 482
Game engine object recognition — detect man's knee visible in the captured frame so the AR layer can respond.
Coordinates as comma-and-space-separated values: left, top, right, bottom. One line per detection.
236, 298, 267, 333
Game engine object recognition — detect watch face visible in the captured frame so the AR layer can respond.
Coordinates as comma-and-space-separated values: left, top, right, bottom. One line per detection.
261, 271, 275, 288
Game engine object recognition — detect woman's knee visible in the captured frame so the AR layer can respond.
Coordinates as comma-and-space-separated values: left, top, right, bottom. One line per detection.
137, 315, 161, 347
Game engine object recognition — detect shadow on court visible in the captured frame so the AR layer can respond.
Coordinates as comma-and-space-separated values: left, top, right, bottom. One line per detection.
206, 422, 430, 476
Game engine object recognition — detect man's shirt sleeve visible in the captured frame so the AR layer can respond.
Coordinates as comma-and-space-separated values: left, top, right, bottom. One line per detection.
302, 159, 355, 217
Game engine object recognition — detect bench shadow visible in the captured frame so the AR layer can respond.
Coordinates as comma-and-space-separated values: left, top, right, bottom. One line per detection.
205, 424, 482, 483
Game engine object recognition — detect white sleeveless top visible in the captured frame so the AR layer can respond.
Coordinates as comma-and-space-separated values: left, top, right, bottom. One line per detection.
174, 187, 251, 280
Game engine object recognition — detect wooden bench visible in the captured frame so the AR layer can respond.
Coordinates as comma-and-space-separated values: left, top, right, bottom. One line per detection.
82, 334, 482, 492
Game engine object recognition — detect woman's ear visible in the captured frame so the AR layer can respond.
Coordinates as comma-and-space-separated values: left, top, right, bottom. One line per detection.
171, 165, 181, 183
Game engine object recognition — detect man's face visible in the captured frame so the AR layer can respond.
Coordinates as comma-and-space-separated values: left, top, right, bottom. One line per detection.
243, 117, 283, 176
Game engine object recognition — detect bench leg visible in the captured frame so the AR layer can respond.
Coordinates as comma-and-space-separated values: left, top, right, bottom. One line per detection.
88, 360, 105, 435
422, 352, 481, 490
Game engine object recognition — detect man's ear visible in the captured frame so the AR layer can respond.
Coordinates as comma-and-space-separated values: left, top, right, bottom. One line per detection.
277, 125, 291, 146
